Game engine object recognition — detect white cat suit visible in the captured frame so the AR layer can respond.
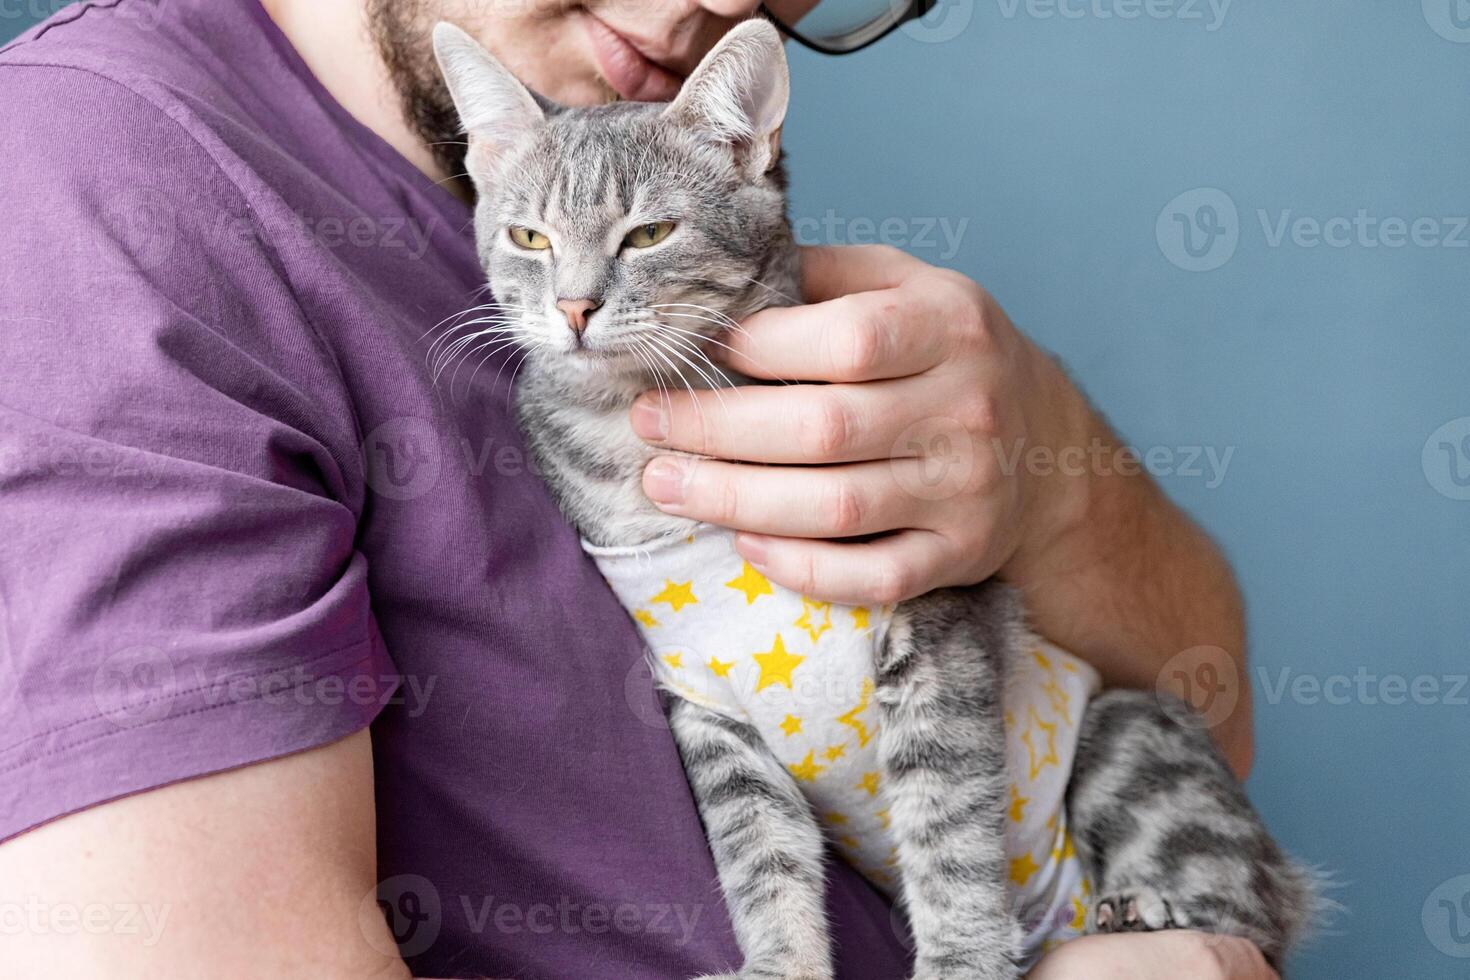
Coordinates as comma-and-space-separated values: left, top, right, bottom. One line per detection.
586, 524, 1100, 968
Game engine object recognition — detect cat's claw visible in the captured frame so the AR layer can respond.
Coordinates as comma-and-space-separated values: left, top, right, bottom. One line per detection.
1091, 886, 1186, 933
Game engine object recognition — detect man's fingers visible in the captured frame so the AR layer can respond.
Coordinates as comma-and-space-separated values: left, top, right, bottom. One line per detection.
722, 290, 948, 383
797, 243, 924, 303
641, 457, 946, 538
731, 529, 953, 606
632, 380, 942, 464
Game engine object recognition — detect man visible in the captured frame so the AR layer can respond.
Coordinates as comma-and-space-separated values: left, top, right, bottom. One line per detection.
0, 0, 1270, 976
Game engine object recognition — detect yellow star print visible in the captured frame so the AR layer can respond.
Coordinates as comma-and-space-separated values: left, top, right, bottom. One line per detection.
1008, 784, 1029, 823
1032, 648, 1055, 674
707, 657, 735, 678
836, 678, 879, 748
754, 634, 805, 691
789, 750, 826, 783
650, 579, 698, 612
1042, 676, 1073, 726
724, 561, 773, 604
876, 808, 891, 830
779, 714, 803, 736
661, 652, 684, 669
851, 606, 871, 631
1022, 705, 1060, 779
1009, 852, 1041, 886
856, 771, 881, 796
633, 609, 660, 628
794, 596, 832, 643
824, 812, 849, 826
823, 743, 847, 762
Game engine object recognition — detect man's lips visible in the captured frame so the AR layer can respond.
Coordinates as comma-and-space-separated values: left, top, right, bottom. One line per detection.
581, 13, 684, 102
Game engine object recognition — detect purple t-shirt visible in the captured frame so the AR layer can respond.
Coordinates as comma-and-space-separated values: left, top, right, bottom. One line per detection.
0, 1, 910, 976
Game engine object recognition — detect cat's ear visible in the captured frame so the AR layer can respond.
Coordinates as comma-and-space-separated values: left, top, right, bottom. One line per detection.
663, 19, 789, 176
433, 22, 544, 180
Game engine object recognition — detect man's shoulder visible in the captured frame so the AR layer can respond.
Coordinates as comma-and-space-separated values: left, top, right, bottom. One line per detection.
0, 1, 251, 180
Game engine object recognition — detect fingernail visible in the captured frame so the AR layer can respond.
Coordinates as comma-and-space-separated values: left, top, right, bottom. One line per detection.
644, 456, 688, 506
735, 533, 769, 568
631, 395, 669, 441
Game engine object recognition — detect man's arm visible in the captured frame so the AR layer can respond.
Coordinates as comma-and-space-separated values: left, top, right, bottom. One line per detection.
0, 732, 412, 980
1000, 352, 1253, 776
628, 244, 1252, 774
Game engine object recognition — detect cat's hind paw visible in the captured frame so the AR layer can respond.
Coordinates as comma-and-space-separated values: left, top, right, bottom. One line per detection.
1091, 886, 1188, 933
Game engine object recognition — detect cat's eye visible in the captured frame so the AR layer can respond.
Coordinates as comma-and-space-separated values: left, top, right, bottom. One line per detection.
623, 221, 676, 250
509, 226, 551, 250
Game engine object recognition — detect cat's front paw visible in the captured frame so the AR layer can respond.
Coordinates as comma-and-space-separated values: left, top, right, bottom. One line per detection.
1091, 886, 1189, 933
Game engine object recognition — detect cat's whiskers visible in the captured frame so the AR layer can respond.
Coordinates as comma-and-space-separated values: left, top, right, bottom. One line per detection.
448, 334, 534, 396
739, 275, 801, 307
647, 334, 730, 404
431, 322, 526, 385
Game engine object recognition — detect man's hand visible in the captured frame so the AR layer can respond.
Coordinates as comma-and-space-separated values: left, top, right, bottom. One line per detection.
633, 244, 1082, 604
1026, 931, 1280, 980
631, 244, 1254, 775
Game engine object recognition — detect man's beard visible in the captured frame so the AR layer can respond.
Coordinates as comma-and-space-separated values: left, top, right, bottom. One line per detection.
365, 0, 470, 187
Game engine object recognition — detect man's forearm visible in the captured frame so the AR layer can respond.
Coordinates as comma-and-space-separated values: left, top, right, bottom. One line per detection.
1003, 355, 1253, 776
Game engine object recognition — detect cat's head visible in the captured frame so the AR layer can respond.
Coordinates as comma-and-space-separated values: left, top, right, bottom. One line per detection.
434, 19, 796, 383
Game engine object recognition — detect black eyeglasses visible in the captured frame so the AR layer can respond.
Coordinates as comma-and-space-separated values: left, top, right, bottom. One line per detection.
760, 0, 937, 55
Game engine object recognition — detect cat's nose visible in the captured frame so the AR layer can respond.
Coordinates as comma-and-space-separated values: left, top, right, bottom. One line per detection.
555, 298, 602, 336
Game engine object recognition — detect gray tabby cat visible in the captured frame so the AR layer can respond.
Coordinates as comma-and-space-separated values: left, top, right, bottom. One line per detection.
433, 19, 1318, 979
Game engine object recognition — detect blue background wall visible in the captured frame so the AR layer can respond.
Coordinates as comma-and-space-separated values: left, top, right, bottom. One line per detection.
776, 4, 1469, 977
4, 2, 1466, 977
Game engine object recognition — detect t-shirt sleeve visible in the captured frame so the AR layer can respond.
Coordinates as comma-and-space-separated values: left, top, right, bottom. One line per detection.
0, 65, 395, 841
